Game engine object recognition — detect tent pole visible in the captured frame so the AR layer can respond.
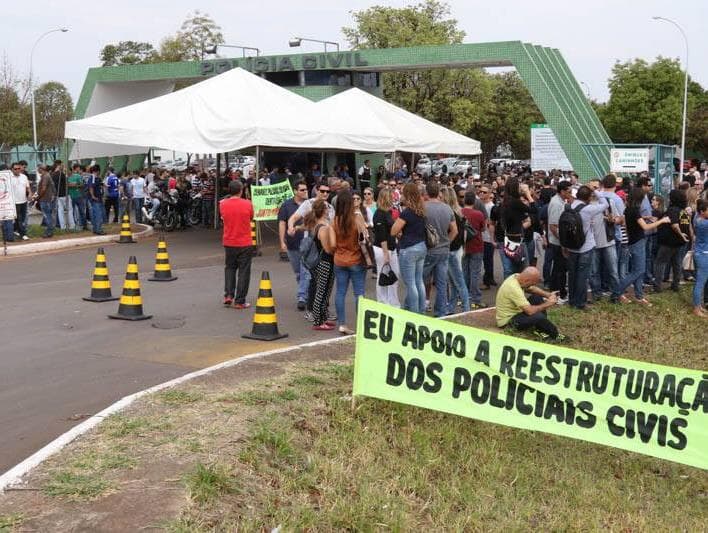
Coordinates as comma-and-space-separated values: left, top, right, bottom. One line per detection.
255, 145, 260, 246
410, 153, 414, 175
214, 153, 220, 229
391, 151, 395, 177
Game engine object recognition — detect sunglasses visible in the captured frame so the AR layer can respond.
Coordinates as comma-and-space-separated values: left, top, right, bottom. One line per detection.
364, 192, 372, 196
353, 197, 361, 201
319, 189, 330, 193
297, 188, 308, 192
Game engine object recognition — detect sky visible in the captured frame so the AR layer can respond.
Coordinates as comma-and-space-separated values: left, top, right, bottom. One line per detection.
2, 0, 706, 105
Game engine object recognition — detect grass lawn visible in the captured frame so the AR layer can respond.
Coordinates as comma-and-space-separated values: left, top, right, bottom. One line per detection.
1, 289, 705, 531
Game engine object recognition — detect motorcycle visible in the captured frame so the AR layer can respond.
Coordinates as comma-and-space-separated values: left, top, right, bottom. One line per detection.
141, 190, 178, 231
188, 191, 202, 226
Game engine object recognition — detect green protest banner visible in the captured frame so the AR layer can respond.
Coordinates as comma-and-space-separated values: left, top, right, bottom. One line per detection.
353, 298, 708, 470
250, 182, 293, 221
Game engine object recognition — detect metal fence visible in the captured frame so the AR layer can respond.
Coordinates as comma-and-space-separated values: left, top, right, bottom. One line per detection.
0, 148, 59, 174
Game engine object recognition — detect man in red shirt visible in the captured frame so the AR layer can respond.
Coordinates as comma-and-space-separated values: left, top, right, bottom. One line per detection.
462, 190, 487, 308
220, 180, 254, 308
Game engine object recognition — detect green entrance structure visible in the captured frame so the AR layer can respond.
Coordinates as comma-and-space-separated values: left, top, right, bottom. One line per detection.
73, 41, 612, 179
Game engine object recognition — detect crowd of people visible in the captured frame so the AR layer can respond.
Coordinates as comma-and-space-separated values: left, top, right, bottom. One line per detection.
0, 161, 222, 240
4, 156, 707, 340
274, 162, 708, 337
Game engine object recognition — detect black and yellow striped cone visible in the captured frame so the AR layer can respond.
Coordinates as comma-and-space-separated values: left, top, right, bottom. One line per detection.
148, 240, 177, 282
117, 215, 135, 243
82, 247, 119, 302
251, 220, 262, 257
242, 271, 288, 341
108, 256, 152, 321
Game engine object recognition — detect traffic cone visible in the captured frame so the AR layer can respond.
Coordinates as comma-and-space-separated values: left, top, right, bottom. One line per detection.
82, 247, 119, 302
117, 215, 135, 243
242, 271, 288, 341
251, 220, 262, 257
148, 239, 178, 282
108, 256, 152, 321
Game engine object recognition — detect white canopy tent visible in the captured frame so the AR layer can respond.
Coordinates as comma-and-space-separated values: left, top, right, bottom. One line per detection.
65, 67, 481, 160
65, 67, 397, 159
316, 88, 481, 156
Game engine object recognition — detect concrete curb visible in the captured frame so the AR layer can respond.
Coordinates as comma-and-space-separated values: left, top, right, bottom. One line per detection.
0, 306, 494, 492
2, 224, 153, 257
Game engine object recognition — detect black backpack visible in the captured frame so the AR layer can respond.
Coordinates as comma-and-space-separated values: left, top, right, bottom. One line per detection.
299, 224, 323, 271
558, 204, 586, 249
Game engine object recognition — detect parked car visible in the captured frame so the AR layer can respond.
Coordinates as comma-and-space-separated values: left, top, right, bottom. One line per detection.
452, 159, 480, 175
415, 158, 432, 177
431, 157, 459, 175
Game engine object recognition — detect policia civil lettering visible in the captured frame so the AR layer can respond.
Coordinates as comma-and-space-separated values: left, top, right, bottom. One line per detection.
354, 298, 708, 470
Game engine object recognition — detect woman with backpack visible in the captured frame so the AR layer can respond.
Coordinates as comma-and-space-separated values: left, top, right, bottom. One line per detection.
441, 187, 470, 314
328, 190, 368, 335
303, 199, 336, 331
612, 187, 670, 305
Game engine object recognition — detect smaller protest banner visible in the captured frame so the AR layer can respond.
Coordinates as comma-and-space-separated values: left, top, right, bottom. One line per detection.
0, 170, 16, 221
610, 148, 649, 173
250, 182, 293, 221
353, 298, 708, 470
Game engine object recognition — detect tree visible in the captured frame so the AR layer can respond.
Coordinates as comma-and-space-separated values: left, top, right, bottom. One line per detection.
34, 81, 73, 148
343, 1, 542, 159
598, 57, 707, 156
176, 10, 224, 61
100, 41, 157, 66
0, 53, 31, 148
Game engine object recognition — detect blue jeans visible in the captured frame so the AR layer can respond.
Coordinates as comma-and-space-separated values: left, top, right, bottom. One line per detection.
333, 264, 365, 327
72, 197, 87, 228
40, 200, 55, 237
423, 251, 449, 317
462, 252, 483, 304
202, 198, 215, 226
497, 242, 515, 280
590, 245, 619, 298
287, 248, 311, 303
447, 250, 469, 314
615, 238, 647, 300
616, 241, 629, 280
2, 220, 14, 241
133, 198, 144, 223
90, 200, 104, 233
693, 252, 708, 307
567, 250, 592, 309
399, 241, 427, 313
644, 233, 657, 283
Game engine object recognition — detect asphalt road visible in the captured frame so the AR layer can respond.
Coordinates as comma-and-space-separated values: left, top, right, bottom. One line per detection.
0, 223, 363, 474
0, 222, 503, 474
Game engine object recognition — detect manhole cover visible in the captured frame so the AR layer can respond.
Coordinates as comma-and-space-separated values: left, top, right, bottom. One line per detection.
152, 316, 186, 329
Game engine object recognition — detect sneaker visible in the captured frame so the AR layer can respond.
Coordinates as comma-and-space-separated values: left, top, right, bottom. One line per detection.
556, 297, 568, 305
21, 235, 29, 241
14, 231, 20, 237
553, 333, 570, 342
303, 311, 314, 323
338, 325, 354, 335
297, 300, 306, 311
234, 302, 251, 310
534, 331, 551, 341
470, 303, 488, 310
635, 298, 653, 307
425, 300, 432, 312
223, 297, 233, 306
312, 323, 335, 331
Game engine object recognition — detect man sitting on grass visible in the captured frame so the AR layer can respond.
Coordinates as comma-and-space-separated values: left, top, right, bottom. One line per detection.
495, 266, 568, 342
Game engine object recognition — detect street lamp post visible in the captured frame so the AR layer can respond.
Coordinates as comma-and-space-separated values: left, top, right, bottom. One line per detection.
288, 37, 340, 53
30, 28, 68, 159
652, 16, 689, 181
205, 44, 260, 57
